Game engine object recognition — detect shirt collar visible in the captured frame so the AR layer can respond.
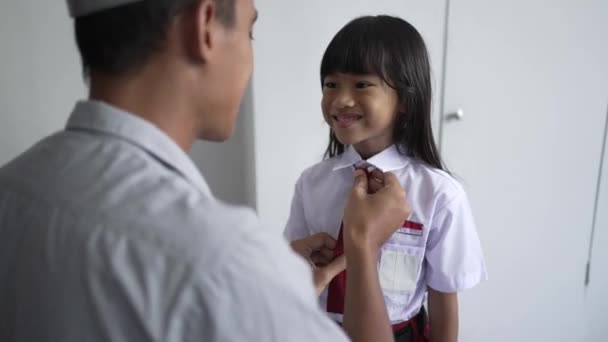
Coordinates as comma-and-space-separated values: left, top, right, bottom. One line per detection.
332, 145, 410, 172
65, 100, 210, 194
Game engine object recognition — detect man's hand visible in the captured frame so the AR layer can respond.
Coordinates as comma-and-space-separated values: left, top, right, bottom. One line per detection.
290, 233, 346, 296
290, 232, 336, 266
312, 254, 346, 296
343, 169, 411, 254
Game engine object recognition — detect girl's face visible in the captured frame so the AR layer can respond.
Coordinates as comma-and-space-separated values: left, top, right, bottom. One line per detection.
322, 73, 402, 158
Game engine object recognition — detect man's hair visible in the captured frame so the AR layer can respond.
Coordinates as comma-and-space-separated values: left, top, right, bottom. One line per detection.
75, 0, 236, 77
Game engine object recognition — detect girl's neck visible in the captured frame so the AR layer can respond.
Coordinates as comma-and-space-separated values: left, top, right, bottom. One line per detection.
353, 139, 394, 160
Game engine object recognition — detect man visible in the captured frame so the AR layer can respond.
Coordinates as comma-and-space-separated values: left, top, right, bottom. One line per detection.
0, 1, 410, 341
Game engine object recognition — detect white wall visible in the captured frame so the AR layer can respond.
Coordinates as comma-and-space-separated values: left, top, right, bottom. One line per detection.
0, 1, 85, 165
251, 0, 447, 233
437, 1, 608, 340
586, 106, 608, 341
190, 85, 257, 207
0, 1, 253, 206
4, 2, 606, 339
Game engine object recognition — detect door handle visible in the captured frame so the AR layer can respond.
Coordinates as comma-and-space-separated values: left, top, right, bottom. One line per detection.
445, 109, 464, 121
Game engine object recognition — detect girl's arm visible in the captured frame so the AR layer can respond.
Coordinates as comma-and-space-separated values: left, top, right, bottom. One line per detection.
428, 287, 459, 342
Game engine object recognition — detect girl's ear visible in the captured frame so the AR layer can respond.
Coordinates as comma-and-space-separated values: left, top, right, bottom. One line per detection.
395, 101, 410, 127
398, 102, 407, 116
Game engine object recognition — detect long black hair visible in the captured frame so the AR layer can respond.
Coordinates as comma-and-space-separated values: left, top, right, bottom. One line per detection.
321, 15, 447, 172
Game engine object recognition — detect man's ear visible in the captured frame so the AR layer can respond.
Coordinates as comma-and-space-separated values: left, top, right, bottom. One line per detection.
187, 0, 218, 64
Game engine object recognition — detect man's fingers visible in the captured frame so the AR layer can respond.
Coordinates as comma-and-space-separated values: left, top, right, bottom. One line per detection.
376, 171, 405, 197
313, 255, 346, 296
373, 171, 411, 225
368, 168, 384, 183
367, 169, 384, 194
319, 247, 335, 261
352, 169, 368, 195
307, 232, 336, 250
310, 250, 333, 265
310, 254, 324, 265
380, 171, 400, 187
323, 254, 347, 278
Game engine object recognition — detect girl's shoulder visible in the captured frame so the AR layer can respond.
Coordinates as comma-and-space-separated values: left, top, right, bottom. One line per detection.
297, 154, 349, 183
405, 160, 466, 202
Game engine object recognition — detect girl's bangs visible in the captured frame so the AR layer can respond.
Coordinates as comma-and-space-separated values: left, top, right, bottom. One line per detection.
320, 20, 391, 84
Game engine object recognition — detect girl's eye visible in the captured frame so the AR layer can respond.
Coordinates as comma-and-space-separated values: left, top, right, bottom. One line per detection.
324, 82, 337, 89
356, 82, 372, 89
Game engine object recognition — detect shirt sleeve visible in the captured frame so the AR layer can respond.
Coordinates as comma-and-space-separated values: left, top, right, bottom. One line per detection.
283, 174, 311, 241
87, 211, 348, 342
187, 227, 349, 342
424, 189, 488, 293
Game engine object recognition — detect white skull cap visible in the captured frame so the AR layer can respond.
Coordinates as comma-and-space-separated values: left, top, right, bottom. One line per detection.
67, 0, 144, 17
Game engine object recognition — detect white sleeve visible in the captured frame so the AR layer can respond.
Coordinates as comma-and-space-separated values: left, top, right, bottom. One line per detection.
189, 228, 349, 342
283, 175, 311, 241
84, 203, 344, 342
424, 190, 488, 293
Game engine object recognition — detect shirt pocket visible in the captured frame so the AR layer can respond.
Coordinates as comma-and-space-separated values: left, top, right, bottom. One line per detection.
387, 229, 427, 248
378, 243, 424, 295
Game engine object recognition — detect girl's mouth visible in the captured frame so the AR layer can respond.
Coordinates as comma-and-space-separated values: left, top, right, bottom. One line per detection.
332, 114, 363, 128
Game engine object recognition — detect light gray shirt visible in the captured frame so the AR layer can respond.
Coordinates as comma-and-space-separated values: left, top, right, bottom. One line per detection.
0, 100, 348, 342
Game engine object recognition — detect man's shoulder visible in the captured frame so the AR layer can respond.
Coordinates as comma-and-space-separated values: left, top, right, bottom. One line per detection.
0, 133, 350, 342
0, 130, 258, 267
86, 195, 262, 276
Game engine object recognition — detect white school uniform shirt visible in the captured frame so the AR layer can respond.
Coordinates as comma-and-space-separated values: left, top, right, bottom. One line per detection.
285, 145, 488, 324
0, 100, 348, 342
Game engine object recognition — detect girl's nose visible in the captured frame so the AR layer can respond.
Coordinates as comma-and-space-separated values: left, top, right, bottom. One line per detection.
332, 90, 355, 109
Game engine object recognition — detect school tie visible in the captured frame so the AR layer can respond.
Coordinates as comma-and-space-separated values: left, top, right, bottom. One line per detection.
326, 221, 346, 313
327, 164, 373, 314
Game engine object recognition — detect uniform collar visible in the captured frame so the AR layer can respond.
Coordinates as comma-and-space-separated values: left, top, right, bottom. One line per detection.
332, 145, 410, 172
66, 100, 210, 194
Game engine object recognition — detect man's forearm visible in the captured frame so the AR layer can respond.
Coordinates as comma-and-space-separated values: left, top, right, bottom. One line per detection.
342, 246, 393, 342
340, 169, 409, 342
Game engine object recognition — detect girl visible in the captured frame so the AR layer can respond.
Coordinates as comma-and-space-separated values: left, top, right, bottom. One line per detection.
285, 15, 487, 342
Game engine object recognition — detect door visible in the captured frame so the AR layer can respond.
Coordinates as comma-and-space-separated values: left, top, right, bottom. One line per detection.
439, 0, 608, 340
585, 108, 608, 341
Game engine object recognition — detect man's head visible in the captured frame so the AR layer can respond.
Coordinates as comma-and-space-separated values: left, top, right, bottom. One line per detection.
69, 0, 257, 142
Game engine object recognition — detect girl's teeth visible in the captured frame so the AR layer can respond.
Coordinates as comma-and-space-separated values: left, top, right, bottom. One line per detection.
337, 115, 360, 122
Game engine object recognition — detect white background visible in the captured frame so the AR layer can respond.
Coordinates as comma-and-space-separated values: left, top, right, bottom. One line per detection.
1, 1, 606, 341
